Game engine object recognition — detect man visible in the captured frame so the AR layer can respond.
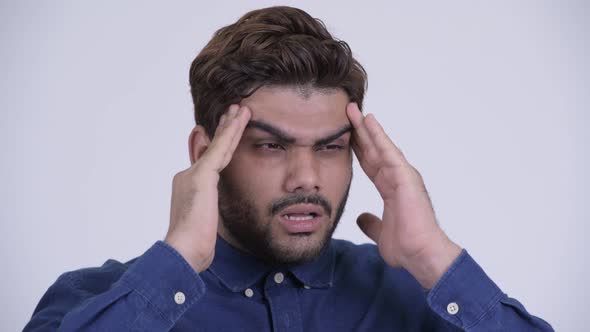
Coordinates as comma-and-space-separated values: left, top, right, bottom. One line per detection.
25, 6, 553, 331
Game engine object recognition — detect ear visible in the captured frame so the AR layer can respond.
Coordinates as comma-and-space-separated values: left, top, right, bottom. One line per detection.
188, 125, 211, 164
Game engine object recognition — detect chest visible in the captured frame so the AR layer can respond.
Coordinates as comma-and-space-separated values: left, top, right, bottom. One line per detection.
170, 271, 437, 332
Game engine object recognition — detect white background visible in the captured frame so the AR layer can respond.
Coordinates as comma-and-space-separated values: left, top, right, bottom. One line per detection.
1, 1, 588, 331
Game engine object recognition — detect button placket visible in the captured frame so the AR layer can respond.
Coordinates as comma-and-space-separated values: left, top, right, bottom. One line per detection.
264, 272, 303, 331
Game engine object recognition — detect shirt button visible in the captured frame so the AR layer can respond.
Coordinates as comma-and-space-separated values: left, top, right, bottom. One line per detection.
174, 291, 186, 305
274, 272, 285, 284
244, 288, 254, 298
447, 302, 459, 315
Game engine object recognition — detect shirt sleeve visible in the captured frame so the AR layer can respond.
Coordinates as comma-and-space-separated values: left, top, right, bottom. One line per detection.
24, 241, 206, 331
426, 250, 554, 331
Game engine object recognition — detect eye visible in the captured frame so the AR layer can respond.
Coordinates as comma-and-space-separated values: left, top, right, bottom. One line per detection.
256, 143, 285, 151
317, 144, 344, 152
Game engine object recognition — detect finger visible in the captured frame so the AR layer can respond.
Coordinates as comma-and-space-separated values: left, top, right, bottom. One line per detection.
210, 105, 239, 148
346, 103, 374, 153
229, 106, 251, 151
350, 138, 364, 161
356, 212, 382, 243
202, 105, 246, 170
215, 107, 247, 168
221, 106, 251, 166
364, 113, 407, 166
214, 104, 239, 137
351, 138, 374, 174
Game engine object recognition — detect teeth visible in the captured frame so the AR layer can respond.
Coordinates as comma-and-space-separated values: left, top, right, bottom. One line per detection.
284, 214, 314, 221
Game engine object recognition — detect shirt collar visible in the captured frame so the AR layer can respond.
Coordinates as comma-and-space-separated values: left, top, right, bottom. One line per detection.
207, 235, 335, 291
207, 235, 270, 292
288, 240, 335, 289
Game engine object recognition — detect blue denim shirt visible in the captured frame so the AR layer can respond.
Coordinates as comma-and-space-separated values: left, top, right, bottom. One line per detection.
24, 237, 553, 331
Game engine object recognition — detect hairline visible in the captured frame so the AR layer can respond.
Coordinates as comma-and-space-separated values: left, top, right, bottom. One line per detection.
252, 83, 346, 100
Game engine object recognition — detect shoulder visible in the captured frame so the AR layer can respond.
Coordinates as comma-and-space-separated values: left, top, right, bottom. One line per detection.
327, 239, 442, 326
330, 238, 381, 267
329, 238, 423, 291
329, 238, 384, 271
330, 238, 378, 254
26, 256, 143, 328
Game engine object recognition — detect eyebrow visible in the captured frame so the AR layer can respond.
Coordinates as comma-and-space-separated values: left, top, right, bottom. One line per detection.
246, 120, 352, 146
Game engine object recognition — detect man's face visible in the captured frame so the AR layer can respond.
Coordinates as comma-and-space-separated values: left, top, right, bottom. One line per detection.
218, 85, 353, 265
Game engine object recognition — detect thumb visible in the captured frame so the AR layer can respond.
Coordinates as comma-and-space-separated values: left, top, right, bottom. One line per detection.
356, 212, 382, 243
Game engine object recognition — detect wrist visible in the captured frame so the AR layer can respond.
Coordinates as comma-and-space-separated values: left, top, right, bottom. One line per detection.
405, 236, 462, 289
164, 235, 212, 273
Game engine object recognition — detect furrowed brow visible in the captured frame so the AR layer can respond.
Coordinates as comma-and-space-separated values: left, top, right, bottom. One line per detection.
246, 120, 352, 146
314, 125, 352, 146
246, 120, 296, 144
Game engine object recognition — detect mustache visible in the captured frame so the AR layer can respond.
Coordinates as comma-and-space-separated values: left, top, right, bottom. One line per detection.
270, 194, 332, 217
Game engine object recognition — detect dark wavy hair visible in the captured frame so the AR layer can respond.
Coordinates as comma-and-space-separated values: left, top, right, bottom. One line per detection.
189, 6, 367, 137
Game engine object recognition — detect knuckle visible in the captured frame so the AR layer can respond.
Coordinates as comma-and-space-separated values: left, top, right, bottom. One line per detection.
411, 166, 423, 179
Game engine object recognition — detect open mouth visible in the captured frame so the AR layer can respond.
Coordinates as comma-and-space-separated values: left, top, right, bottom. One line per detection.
282, 212, 318, 221
277, 205, 324, 233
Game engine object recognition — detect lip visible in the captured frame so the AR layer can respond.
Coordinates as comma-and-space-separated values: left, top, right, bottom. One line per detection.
277, 204, 325, 233
278, 204, 325, 218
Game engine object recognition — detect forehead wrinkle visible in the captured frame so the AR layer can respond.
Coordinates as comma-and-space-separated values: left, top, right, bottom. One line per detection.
246, 120, 351, 146
314, 125, 352, 146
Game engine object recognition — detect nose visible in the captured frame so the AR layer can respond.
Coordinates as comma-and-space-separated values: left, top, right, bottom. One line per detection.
284, 148, 320, 194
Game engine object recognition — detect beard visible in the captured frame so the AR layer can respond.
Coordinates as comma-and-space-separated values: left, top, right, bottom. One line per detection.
218, 174, 351, 266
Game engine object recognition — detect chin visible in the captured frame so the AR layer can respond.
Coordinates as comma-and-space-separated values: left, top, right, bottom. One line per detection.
268, 230, 330, 265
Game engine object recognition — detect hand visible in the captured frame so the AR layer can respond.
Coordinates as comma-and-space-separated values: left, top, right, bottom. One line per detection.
164, 105, 251, 272
347, 103, 461, 289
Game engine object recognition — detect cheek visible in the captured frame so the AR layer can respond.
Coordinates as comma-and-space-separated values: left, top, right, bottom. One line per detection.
319, 150, 353, 176
225, 149, 282, 202
319, 159, 353, 194
322, 167, 352, 187
231, 150, 284, 181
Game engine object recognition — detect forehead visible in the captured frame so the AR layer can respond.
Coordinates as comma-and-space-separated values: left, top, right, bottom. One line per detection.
239, 85, 350, 139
